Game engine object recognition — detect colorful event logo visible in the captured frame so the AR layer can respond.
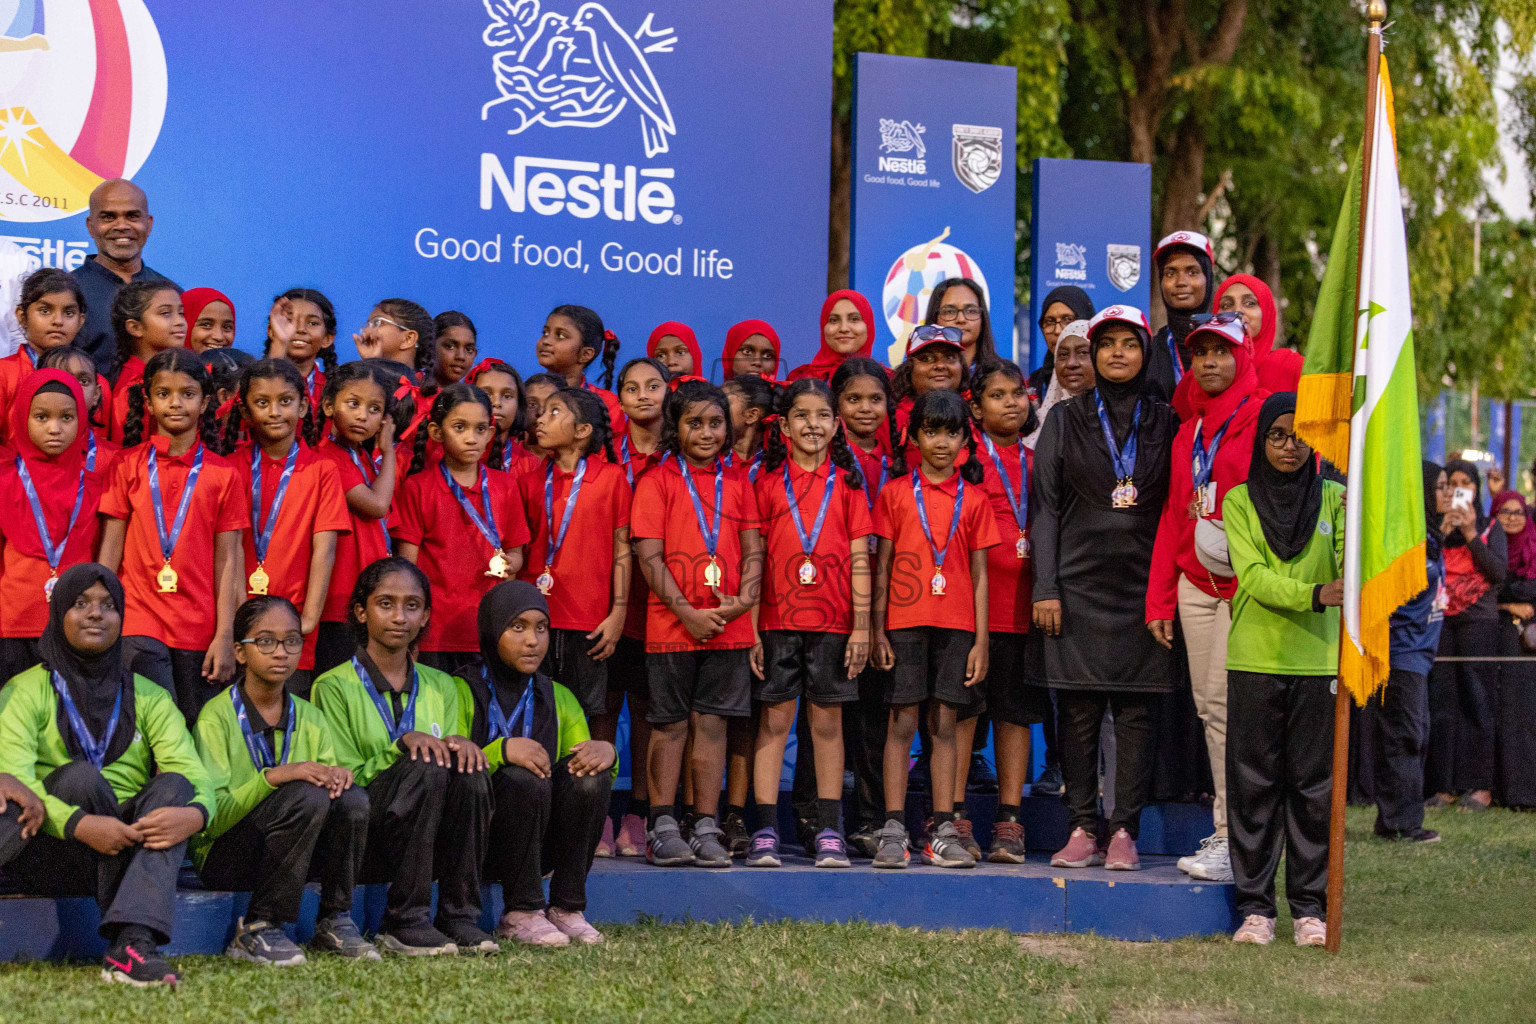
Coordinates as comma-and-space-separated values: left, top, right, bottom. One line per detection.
480, 0, 678, 158
0, 0, 166, 224
880, 226, 990, 364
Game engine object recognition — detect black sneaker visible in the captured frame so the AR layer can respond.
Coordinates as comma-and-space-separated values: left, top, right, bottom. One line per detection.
376, 923, 458, 956
847, 824, 882, 859
225, 917, 306, 966
438, 919, 499, 954
689, 815, 732, 868
966, 753, 999, 794
311, 912, 381, 960
721, 810, 751, 859
1031, 764, 1065, 796
102, 938, 179, 987
1379, 826, 1442, 844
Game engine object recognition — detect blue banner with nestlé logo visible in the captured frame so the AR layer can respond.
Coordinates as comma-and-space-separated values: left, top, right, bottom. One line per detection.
849, 52, 1017, 367
0, 0, 832, 371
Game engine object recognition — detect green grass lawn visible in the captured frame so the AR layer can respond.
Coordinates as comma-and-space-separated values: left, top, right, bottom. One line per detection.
2, 806, 1534, 1024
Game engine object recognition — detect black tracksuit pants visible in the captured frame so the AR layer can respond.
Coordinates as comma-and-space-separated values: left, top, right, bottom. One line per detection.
1057, 690, 1155, 839
1370, 668, 1429, 832
487, 758, 611, 913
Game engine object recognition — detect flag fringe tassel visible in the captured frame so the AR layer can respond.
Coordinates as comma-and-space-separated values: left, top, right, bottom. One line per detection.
1340, 540, 1427, 706
1296, 372, 1354, 471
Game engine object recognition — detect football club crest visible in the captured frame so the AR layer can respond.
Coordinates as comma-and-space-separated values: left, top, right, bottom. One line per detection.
1106, 243, 1141, 292
951, 123, 1002, 194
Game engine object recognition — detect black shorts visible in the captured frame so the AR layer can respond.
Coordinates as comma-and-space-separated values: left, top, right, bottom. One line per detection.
607, 636, 650, 698
647, 648, 751, 724
886, 626, 981, 715
756, 630, 857, 705
542, 628, 608, 717
986, 632, 1051, 727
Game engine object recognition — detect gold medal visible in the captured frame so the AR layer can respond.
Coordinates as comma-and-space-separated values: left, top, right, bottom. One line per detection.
1112, 479, 1138, 509
43, 573, 57, 601
931, 570, 947, 596
536, 566, 555, 595
486, 551, 510, 579
703, 557, 723, 588
797, 557, 817, 586
157, 562, 179, 593
248, 564, 270, 596
1016, 533, 1029, 559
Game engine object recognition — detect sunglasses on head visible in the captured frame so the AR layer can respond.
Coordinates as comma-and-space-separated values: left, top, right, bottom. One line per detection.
1190, 311, 1245, 328
910, 325, 964, 345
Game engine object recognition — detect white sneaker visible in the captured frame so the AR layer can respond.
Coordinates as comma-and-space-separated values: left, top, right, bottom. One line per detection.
1187, 836, 1233, 881
1177, 833, 1218, 874
1232, 914, 1275, 945
1293, 916, 1327, 947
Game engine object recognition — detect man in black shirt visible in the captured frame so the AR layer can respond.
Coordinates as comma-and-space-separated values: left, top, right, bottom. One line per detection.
71, 179, 170, 374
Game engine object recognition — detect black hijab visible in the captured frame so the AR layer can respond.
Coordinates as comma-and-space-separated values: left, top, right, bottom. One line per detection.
467, 580, 559, 764
40, 563, 136, 765
1441, 458, 1486, 547
1031, 286, 1097, 391
1423, 460, 1444, 561
1156, 241, 1214, 352
1246, 393, 1324, 562
1089, 320, 1152, 444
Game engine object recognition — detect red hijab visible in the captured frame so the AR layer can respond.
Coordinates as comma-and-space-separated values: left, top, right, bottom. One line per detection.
646, 321, 703, 378
182, 287, 237, 339
1213, 274, 1301, 395
3, 369, 100, 559
788, 289, 877, 382
722, 319, 781, 380
1185, 322, 1259, 424
1492, 489, 1536, 580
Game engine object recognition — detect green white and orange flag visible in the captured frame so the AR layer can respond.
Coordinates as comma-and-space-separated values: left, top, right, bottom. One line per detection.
1295, 56, 1426, 704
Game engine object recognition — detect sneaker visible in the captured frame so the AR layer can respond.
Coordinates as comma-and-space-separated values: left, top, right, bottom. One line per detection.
225, 917, 306, 966
813, 828, 851, 868
1050, 827, 1104, 868
1104, 828, 1140, 871
721, 810, 751, 858
101, 938, 179, 987
310, 912, 381, 960
745, 826, 781, 867
496, 909, 570, 947
1178, 832, 1219, 874
376, 924, 457, 956
924, 820, 977, 868
646, 815, 695, 866
953, 817, 983, 861
1031, 764, 1065, 797
988, 819, 1027, 863
1387, 827, 1442, 844
439, 919, 499, 954
1187, 836, 1232, 881
1293, 916, 1327, 947
847, 824, 882, 859
595, 815, 615, 857
966, 753, 999, 794
615, 812, 648, 857
546, 907, 604, 945
1232, 914, 1276, 945
872, 818, 911, 869
689, 815, 732, 868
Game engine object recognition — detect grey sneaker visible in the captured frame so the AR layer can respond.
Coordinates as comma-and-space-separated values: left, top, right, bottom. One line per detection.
1187, 836, 1233, 881
1178, 832, 1219, 874
647, 814, 696, 866
872, 818, 910, 869
925, 820, 977, 868
376, 924, 458, 956
689, 815, 732, 867
226, 917, 306, 966
310, 912, 381, 960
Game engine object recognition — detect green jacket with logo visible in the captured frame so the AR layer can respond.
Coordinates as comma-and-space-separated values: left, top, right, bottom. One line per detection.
310, 659, 462, 787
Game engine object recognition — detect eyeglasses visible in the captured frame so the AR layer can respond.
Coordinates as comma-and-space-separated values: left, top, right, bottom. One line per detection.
910, 324, 964, 345
1264, 429, 1311, 450
1497, 507, 1528, 518
1191, 311, 1245, 327
365, 315, 406, 332
1039, 314, 1076, 331
238, 634, 305, 654
937, 305, 983, 322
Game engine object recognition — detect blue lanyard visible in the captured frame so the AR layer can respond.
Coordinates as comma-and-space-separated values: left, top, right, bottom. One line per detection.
345, 445, 393, 553
501, 440, 514, 473
747, 450, 764, 483
1190, 398, 1248, 491
439, 462, 501, 551
353, 657, 418, 742
911, 469, 964, 569
230, 685, 295, 770
483, 667, 534, 741
1092, 391, 1140, 482
620, 436, 635, 485
543, 458, 587, 570
85, 430, 97, 473
250, 441, 300, 563
784, 463, 835, 559
1167, 332, 1183, 384
15, 458, 86, 574
147, 444, 203, 565
981, 435, 1028, 533
678, 458, 723, 557
51, 671, 122, 769
862, 455, 888, 511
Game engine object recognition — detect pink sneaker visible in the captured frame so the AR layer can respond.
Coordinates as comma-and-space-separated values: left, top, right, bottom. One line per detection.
1233, 914, 1276, 945
546, 907, 604, 945
496, 909, 570, 947
614, 813, 647, 857
595, 816, 615, 858
1293, 916, 1327, 947
1050, 827, 1104, 868
1104, 828, 1140, 870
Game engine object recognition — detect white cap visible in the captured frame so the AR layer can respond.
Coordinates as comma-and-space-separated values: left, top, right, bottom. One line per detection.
1086, 305, 1151, 337
1154, 230, 1214, 263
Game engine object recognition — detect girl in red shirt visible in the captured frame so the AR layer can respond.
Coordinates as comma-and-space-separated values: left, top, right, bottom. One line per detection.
183, 287, 236, 354
535, 304, 623, 429
353, 297, 435, 384
315, 361, 398, 675
630, 379, 763, 868
647, 321, 701, 380
392, 384, 530, 675
722, 319, 781, 380
98, 348, 245, 725
431, 311, 479, 388
723, 373, 774, 482
472, 359, 540, 476
0, 269, 86, 448
521, 374, 563, 463
106, 281, 186, 444
37, 346, 121, 480
227, 359, 351, 693
747, 378, 872, 868
0, 370, 104, 683
870, 388, 998, 870
265, 289, 340, 433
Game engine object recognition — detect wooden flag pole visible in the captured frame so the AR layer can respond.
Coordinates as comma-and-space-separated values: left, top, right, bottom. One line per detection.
1325, 0, 1386, 956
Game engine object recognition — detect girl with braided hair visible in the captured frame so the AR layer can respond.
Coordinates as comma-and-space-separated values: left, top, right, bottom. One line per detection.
535, 304, 624, 429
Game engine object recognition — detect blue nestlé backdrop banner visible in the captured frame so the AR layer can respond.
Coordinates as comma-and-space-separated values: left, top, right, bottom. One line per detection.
0, 0, 832, 372
849, 52, 1016, 367
1028, 157, 1151, 371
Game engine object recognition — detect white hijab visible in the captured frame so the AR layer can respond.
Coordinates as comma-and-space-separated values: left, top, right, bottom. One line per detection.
1025, 319, 1092, 449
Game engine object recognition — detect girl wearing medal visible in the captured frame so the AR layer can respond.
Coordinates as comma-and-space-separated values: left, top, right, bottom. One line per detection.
99, 348, 245, 726
647, 320, 702, 379
1146, 314, 1267, 884
106, 281, 186, 445
630, 379, 763, 869
746, 378, 871, 868
0, 564, 215, 988
229, 360, 352, 694
311, 557, 497, 957
0, 269, 88, 448
967, 358, 1050, 863
193, 596, 377, 965
1030, 305, 1177, 873
315, 362, 399, 675
457, 581, 615, 947
869, 389, 997, 870
38, 346, 123, 481
393, 384, 531, 677
0, 370, 105, 685
471, 359, 540, 476
535, 304, 624, 431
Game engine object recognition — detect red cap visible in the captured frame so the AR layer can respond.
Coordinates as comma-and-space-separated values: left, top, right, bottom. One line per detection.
904, 324, 964, 358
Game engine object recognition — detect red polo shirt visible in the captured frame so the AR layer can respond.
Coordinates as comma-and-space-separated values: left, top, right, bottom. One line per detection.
753, 458, 871, 633
107, 356, 147, 444
617, 440, 666, 640
975, 437, 1034, 634
315, 438, 394, 623
516, 457, 632, 632
0, 464, 105, 638
873, 467, 999, 634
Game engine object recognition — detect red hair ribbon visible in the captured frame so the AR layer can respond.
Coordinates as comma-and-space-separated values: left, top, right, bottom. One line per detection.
393, 376, 434, 443
215, 395, 238, 421
466, 358, 507, 383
